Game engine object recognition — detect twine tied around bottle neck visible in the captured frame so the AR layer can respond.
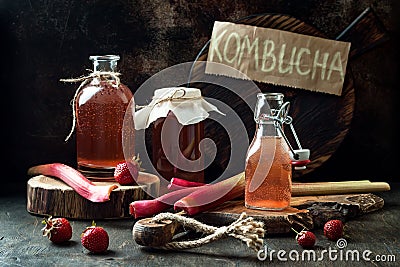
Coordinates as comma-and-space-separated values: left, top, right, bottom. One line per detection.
60, 70, 121, 142
150, 212, 265, 251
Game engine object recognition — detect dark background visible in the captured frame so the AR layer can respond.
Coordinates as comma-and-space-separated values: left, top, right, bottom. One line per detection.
0, 0, 398, 195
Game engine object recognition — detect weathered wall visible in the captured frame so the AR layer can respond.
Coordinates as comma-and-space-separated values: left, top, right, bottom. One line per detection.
0, 0, 398, 193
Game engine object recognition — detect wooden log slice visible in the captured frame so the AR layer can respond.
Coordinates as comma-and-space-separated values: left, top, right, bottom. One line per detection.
190, 14, 356, 180
27, 172, 160, 220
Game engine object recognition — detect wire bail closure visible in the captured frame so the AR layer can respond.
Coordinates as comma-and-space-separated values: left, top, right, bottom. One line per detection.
267, 102, 311, 170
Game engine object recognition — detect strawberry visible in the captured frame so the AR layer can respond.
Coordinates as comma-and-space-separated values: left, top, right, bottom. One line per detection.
323, 219, 344, 241
42, 217, 72, 244
81, 221, 109, 254
114, 155, 141, 185
292, 228, 316, 249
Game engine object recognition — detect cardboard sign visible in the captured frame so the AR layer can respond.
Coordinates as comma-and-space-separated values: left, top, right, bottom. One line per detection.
205, 21, 351, 95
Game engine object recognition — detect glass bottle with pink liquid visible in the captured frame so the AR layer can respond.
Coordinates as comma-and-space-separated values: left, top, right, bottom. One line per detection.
245, 93, 292, 210
75, 55, 134, 179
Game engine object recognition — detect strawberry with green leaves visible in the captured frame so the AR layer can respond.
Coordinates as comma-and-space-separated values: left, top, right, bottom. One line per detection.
42, 217, 72, 244
114, 155, 141, 185
81, 221, 109, 254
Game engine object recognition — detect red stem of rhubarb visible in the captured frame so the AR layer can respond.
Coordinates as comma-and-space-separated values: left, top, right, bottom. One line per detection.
174, 173, 245, 216
129, 186, 203, 218
167, 177, 206, 191
27, 163, 118, 203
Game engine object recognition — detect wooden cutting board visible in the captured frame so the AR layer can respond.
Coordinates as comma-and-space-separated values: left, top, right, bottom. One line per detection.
195, 193, 384, 234
27, 172, 160, 220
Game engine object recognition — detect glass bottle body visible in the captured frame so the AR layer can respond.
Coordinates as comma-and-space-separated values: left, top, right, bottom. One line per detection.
245, 93, 292, 210
75, 55, 133, 178
152, 111, 204, 183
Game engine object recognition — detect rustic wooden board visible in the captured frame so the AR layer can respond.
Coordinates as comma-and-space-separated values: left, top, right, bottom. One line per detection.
27, 172, 160, 220
196, 202, 313, 235
195, 193, 384, 234
291, 193, 385, 227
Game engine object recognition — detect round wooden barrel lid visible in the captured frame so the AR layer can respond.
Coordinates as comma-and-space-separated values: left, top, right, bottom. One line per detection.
192, 14, 355, 180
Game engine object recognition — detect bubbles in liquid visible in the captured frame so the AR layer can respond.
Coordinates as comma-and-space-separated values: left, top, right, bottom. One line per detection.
76, 81, 133, 169
245, 136, 292, 210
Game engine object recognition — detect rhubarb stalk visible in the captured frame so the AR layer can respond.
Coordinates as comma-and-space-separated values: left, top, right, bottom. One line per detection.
27, 163, 118, 203
174, 173, 245, 216
134, 171, 391, 218
130, 186, 202, 218
167, 177, 206, 190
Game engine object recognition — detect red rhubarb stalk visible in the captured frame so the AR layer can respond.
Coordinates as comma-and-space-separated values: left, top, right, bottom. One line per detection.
174, 173, 245, 216
27, 163, 118, 203
129, 186, 202, 218
167, 177, 206, 190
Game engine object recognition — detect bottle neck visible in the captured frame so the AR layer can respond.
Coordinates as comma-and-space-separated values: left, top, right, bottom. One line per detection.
255, 121, 281, 138
89, 55, 120, 72
92, 59, 118, 72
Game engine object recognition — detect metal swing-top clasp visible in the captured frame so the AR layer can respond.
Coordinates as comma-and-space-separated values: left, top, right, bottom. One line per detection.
269, 101, 311, 170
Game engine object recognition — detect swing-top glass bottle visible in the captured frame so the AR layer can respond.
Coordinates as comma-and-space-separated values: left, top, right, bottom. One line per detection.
245, 93, 292, 210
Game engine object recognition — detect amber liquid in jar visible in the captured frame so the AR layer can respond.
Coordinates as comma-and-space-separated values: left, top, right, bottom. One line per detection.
152, 112, 204, 183
76, 79, 133, 174
245, 136, 292, 210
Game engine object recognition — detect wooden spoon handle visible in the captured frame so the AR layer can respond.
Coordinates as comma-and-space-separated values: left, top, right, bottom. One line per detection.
133, 218, 181, 247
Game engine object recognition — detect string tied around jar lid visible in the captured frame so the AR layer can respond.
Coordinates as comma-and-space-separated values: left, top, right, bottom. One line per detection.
137, 88, 202, 127
135, 87, 202, 110
134, 87, 224, 130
